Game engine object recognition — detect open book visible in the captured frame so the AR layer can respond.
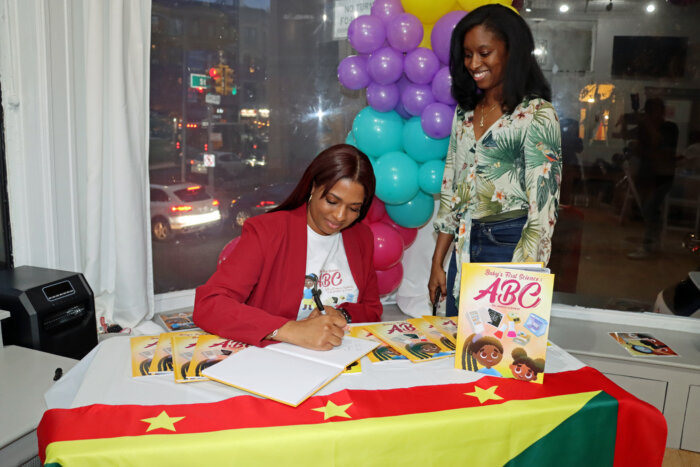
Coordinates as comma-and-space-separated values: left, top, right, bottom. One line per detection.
202, 336, 379, 407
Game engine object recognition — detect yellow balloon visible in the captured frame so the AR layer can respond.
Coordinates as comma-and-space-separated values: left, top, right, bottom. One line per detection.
457, 0, 519, 14
419, 23, 434, 49
401, 0, 457, 24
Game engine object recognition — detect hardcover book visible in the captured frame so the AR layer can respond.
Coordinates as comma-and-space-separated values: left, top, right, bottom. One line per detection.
420, 315, 459, 348
407, 318, 456, 352
364, 321, 453, 363
129, 336, 160, 377
348, 325, 408, 363
172, 334, 206, 383
157, 311, 198, 332
187, 334, 249, 379
455, 263, 554, 384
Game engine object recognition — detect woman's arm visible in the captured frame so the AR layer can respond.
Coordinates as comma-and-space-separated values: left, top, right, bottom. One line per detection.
513, 101, 562, 264
429, 232, 455, 303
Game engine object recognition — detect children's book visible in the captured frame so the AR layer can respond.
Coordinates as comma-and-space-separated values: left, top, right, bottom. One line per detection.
202, 336, 378, 407
187, 334, 249, 379
349, 326, 408, 363
609, 332, 679, 357
172, 334, 207, 383
420, 316, 459, 348
364, 321, 453, 363
157, 311, 198, 332
407, 318, 456, 353
129, 335, 160, 377
455, 263, 554, 384
149, 331, 206, 376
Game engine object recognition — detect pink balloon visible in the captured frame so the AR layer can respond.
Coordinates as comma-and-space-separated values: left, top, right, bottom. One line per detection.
367, 197, 387, 223
381, 214, 418, 249
376, 262, 403, 295
218, 236, 241, 266
370, 222, 404, 270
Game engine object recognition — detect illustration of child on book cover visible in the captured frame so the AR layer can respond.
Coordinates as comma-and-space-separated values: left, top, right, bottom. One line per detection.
365, 321, 453, 363
455, 263, 554, 384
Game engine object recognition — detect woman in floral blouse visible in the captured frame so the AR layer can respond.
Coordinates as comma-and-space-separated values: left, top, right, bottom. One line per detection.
428, 5, 562, 316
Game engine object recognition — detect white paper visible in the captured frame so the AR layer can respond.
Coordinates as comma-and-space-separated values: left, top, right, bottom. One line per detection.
267, 336, 379, 368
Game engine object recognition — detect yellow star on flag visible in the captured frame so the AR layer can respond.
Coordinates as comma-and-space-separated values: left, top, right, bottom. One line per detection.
465, 385, 504, 404
312, 401, 353, 420
140, 410, 185, 432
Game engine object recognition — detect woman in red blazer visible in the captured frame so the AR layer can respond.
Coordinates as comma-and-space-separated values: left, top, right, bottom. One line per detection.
194, 144, 382, 350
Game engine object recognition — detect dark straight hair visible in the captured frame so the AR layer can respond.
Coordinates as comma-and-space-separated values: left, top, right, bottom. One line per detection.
449, 4, 551, 113
270, 144, 376, 223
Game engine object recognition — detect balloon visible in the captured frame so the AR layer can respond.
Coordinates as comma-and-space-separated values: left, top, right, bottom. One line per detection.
431, 10, 468, 64
218, 237, 241, 265
367, 82, 400, 112
386, 13, 423, 53
352, 107, 404, 158
371, 0, 405, 27
393, 75, 412, 119
421, 102, 454, 139
385, 190, 435, 228
419, 23, 433, 50
404, 48, 440, 84
367, 197, 387, 223
402, 117, 449, 162
337, 55, 370, 90
367, 46, 404, 85
401, 0, 459, 24
431, 66, 457, 105
374, 151, 420, 204
370, 222, 404, 270
381, 215, 418, 249
418, 159, 446, 194
401, 82, 435, 116
348, 15, 386, 54
458, 0, 513, 10
345, 130, 356, 146
376, 262, 404, 294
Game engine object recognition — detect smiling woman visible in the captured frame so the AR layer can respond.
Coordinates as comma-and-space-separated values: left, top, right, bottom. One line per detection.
193, 144, 381, 351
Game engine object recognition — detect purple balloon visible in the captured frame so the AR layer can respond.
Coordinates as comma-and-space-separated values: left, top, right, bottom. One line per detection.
367, 47, 404, 85
431, 66, 457, 105
348, 15, 386, 54
337, 55, 370, 90
431, 10, 468, 64
404, 48, 440, 85
421, 102, 454, 139
370, 0, 405, 27
402, 83, 435, 117
386, 13, 423, 53
367, 82, 400, 112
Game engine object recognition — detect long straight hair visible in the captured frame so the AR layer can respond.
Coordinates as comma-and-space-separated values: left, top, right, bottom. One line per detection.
449, 4, 551, 113
270, 144, 376, 223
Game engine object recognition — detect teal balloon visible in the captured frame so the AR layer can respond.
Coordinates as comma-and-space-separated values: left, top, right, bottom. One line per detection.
402, 116, 449, 163
352, 107, 404, 158
345, 131, 356, 147
418, 160, 445, 195
385, 190, 435, 228
374, 151, 419, 205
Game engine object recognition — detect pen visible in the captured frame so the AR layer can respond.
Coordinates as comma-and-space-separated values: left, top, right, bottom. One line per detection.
311, 287, 326, 315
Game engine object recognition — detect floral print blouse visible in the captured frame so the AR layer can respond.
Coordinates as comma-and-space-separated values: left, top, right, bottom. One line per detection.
434, 97, 562, 298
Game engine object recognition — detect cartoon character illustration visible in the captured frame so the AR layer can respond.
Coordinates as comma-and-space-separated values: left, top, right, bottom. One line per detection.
509, 347, 545, 382
405, 342, 441, 359
440, 336, 456, 351
301, 273, 318, 311
461, 334, 504, 376
372, 345, 403, 361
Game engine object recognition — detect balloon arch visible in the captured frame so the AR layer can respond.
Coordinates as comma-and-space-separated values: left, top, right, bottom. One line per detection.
338, 0, 518, 295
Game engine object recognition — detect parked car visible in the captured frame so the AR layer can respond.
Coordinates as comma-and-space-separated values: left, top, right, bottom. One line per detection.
187, 151, 249, 181
228, 182, 295, 234
150, 183, 221, 241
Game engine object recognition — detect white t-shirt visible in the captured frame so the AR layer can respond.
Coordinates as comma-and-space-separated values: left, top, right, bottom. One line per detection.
297, 226, 359, 320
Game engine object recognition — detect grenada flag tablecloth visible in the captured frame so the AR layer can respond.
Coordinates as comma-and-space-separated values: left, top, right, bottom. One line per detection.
38, 367, 666, 467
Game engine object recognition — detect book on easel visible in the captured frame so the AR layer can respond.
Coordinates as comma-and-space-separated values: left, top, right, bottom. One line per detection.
202, 336, 378, 407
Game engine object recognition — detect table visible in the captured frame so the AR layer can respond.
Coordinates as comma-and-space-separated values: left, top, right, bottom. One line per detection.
0, 345, 77, 466
38, 336, 667, 466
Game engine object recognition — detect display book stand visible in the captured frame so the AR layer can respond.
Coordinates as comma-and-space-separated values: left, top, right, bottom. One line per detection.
549, 304, 700, 452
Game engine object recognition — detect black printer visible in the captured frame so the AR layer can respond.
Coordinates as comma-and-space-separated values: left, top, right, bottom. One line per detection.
0, 266, 97, 359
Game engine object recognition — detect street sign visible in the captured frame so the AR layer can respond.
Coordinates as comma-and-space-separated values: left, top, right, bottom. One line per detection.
205, 93, 221, 105
203, 153, 216, 168
190, 73, 209, 88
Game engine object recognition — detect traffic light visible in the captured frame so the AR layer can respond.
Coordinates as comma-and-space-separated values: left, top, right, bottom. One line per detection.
209, 66, 225, 95
222, 65, 235, 95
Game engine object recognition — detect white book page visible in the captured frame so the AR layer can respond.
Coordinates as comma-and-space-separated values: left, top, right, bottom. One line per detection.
267, 336, 379, 369
202, 347, 339, 406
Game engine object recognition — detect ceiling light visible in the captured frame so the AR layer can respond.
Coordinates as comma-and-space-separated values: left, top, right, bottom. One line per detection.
646, 3, 656, 12
559, 4, 570, 13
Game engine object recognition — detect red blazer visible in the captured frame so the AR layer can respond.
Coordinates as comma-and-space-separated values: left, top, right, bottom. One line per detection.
193, 204, 382, 346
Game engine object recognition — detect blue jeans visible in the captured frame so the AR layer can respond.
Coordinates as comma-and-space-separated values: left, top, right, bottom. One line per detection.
445, 216, 527, 317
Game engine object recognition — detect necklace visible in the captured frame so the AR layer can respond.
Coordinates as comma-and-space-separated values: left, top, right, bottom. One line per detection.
479, 102, 500, 127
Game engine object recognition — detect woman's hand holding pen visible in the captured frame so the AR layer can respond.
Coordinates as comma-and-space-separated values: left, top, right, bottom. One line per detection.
273, 310, 346, 351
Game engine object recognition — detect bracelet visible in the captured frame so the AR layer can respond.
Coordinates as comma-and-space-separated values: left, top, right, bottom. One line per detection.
337, 308, 352, 323
270, 328, 279, 340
